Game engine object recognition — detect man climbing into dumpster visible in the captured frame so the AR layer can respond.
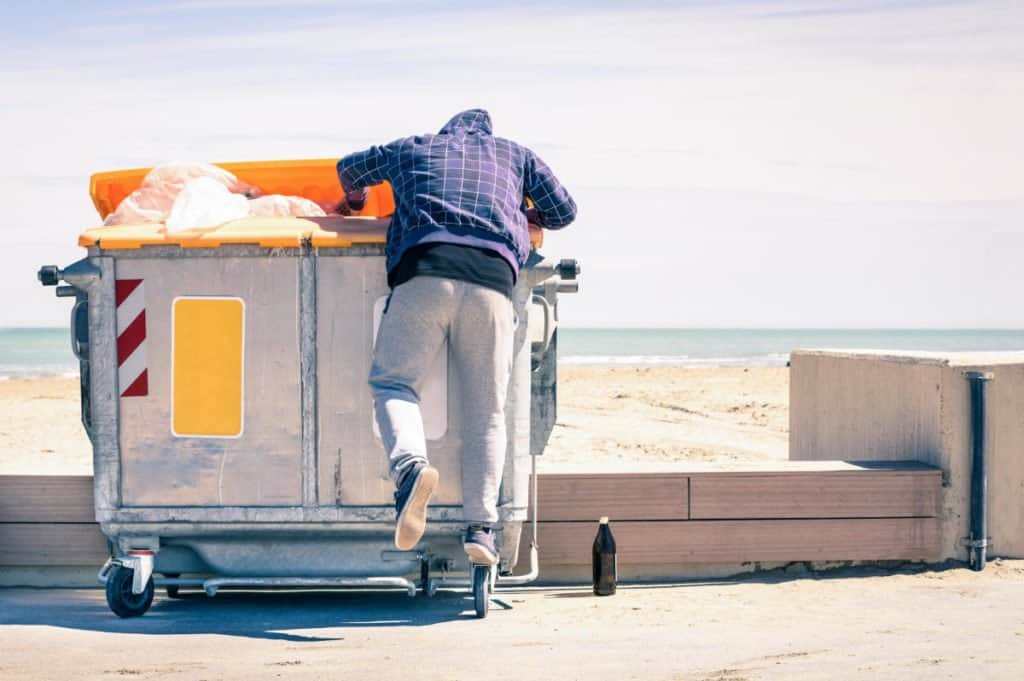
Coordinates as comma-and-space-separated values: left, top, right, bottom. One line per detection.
337, 109, 576, 566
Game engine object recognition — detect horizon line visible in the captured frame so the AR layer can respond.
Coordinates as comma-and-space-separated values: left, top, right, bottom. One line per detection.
5, 326, 1024, 333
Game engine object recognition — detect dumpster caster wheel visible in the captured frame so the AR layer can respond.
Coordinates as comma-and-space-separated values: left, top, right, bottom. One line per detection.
165, 574, 181, 599
472, 565, 490, 619
105, 565, 154, 618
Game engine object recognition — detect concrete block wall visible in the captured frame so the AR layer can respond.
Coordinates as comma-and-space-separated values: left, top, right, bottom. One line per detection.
790, 350, 1024, 561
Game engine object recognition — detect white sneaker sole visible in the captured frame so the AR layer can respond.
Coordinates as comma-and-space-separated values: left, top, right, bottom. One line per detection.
394, 466, 439, 551
464, 541, 499, 566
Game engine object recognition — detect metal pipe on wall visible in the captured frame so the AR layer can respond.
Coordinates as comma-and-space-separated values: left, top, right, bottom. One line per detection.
964, 370, 993, 572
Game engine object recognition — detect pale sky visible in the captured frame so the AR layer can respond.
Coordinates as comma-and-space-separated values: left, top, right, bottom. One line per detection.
1, 0, 1021, 328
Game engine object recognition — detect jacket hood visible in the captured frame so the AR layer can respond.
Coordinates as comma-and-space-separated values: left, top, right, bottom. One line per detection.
439, 109, 493, 136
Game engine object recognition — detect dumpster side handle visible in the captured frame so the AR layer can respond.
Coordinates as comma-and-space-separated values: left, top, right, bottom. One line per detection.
497, 451, 540, 587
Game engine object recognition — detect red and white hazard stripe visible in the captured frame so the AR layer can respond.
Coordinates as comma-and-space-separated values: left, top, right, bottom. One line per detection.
116, 279, 148, 397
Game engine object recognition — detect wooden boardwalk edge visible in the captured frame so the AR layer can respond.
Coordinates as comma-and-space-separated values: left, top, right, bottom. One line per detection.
0, 464, 944, 568
519, 518, 942, 566
0, 524, 109, 567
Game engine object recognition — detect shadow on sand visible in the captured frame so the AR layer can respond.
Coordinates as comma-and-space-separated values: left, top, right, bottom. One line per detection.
541, 560, 971, 597
0, 588, 485, 642
0, 561, 975, 640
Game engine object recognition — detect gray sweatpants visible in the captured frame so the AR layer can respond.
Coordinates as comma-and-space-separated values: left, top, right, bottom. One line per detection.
368, 275, 514, 525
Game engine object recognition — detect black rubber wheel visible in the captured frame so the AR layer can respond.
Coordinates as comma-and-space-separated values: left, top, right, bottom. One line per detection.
472, 565, 490, 619
105, 565, 154, 618
164, 573, 181, 598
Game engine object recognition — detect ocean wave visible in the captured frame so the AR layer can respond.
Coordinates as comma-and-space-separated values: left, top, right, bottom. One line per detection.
0, 365, 80, 379
559, 354, 789, 368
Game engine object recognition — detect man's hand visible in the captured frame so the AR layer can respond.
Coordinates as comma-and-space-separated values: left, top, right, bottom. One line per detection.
524, 207, 542, 226
345, 187, 369, 212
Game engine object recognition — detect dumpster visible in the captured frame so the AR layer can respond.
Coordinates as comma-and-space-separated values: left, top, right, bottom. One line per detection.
37, 159, 580, 618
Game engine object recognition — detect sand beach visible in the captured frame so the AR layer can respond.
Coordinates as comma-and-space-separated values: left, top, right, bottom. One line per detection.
4, 368, 1024, 681
0, 367, 788, 475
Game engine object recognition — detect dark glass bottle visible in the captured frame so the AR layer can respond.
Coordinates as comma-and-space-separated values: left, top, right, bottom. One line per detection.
592, 516, 617, 596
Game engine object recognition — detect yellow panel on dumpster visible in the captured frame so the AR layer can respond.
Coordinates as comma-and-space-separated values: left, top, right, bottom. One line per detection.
172, 297, 245, 438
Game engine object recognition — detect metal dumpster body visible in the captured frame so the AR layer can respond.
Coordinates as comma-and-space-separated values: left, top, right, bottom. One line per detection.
41, 161, 578, 616
67, 238, 567, 580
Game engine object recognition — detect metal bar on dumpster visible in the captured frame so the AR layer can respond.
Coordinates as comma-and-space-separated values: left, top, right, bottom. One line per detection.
300, 245, 318, 507
497, 452, 540, 587
91, 256, 121, 512
202, 576, 417, 597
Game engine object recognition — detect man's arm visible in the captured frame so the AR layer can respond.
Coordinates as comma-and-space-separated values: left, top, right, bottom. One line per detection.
336, 142, 396, 210
523, 148, 577, 229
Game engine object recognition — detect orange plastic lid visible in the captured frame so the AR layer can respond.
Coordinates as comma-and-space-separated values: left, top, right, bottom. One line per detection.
308, 217, 389, 247
81, 217, 543, 251
79, 217, 318, 249
84, 159, 543, 250
309, 219, 542, 249
89, 159, 395, 220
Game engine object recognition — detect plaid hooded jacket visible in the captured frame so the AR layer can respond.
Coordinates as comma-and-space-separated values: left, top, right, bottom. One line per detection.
337, 109, 577, 276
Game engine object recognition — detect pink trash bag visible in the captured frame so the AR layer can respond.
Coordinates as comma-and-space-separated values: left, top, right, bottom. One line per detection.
247, 195, 326, 218
103, 163, 257, 226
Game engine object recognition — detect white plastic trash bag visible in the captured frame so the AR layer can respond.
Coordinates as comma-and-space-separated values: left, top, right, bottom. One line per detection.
165, 177, 250, 232
144, 162, 249, 194
247, 195, 326, 218
104, 162, 255, 226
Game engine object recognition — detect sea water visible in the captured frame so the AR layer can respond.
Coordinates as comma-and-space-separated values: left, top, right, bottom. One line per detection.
558, 328, 1024, 368
0, 328, 79, 378
2, 327, 1024, 377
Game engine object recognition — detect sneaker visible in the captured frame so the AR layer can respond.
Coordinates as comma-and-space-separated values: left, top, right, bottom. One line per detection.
393, 463, 439, 550
464, 525, 499, 566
